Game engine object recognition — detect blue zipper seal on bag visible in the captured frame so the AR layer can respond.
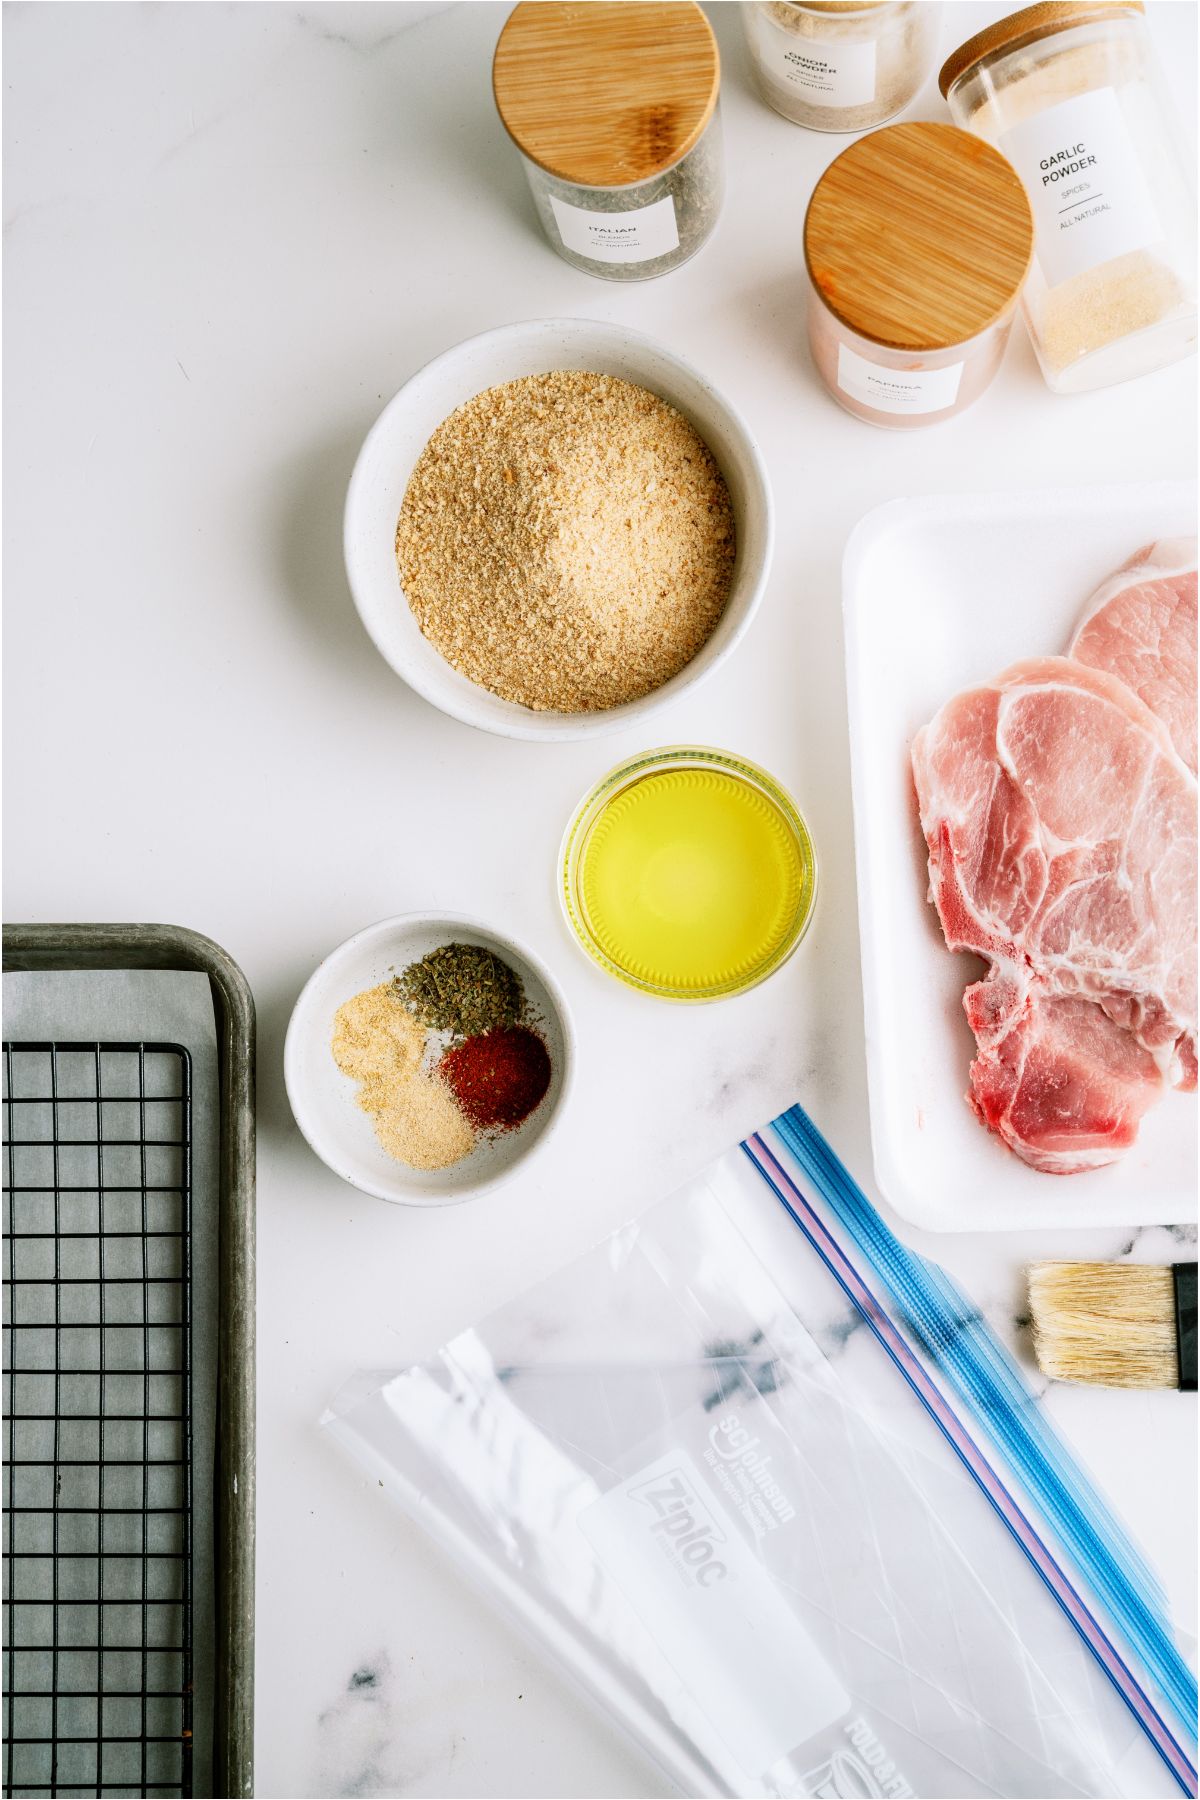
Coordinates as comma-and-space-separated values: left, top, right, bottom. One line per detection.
766, 1104, 1196, 1738
741, 1106, 1198, 1797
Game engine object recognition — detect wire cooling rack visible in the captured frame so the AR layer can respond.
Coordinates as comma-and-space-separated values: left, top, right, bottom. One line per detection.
3, 1042, 194, 1799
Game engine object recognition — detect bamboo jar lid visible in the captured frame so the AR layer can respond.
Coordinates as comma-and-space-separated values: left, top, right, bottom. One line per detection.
939, 1, 1145, 98
803, 122, 1035, 353
493, 1, 720, 189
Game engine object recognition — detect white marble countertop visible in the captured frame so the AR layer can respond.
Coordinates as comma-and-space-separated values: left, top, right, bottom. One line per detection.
4, 3, 1196, 1795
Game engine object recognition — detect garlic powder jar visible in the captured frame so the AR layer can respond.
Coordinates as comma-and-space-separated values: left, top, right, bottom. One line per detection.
744, 1, 940, 132
941, 2, 1197, 393
803, 122, 1034, 429
492, 1, 723, 282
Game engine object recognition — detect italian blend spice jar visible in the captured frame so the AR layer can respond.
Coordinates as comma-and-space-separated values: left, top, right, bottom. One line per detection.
492, 1, 723, 280
803, 121, 1034, 428
743, 1, 940, 132
941, 2, 1197, 393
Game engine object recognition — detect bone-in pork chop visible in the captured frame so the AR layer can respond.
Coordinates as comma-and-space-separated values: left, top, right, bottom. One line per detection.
1070, 538, 1197, 774
912, 657, 1197, 1173
966, 991, 1165, 1174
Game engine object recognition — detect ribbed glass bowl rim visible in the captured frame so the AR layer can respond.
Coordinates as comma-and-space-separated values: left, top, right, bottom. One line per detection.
558, 744, 819, 1002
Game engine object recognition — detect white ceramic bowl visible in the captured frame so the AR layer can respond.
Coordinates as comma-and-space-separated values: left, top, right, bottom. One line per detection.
284, 913, 574, 1206
344, 318, 774, 741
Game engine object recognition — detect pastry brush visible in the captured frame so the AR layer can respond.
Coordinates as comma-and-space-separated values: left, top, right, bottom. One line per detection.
1028, 1261, 1196, 1390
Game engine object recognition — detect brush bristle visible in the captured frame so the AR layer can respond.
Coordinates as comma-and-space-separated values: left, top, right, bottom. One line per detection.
1028, 1262, 1178, 1389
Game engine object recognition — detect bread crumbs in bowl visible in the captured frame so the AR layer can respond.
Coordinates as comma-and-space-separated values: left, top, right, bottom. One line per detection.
344, 318, 773, 741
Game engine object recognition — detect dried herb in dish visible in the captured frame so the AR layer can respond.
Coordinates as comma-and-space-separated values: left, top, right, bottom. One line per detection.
394, 943, 524, 1040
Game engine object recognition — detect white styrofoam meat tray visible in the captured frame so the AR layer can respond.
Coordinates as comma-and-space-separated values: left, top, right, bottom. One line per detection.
844, 482, 1196, 1234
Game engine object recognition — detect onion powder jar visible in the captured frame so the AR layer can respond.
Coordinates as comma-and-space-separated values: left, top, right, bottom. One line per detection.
744, 1, 941, 133
803, 121, 1034, 428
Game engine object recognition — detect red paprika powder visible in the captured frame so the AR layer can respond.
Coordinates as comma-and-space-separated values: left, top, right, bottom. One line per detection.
439, 1025, 551, 1132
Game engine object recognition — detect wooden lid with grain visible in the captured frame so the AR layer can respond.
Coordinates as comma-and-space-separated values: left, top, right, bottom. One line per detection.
939, 1, 1145, 97
803, 122, 1034, 352
493, 1, 720, 189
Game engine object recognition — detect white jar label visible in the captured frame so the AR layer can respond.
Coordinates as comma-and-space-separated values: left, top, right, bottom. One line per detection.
579, 1436, 851, 1779
748, 10, 877, 107
1001, 86, 1162, 287
836, 343, 964, 415
548, 192, 679, 264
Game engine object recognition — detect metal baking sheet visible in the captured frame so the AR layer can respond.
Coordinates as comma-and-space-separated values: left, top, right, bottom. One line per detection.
2, 926, 255, 1799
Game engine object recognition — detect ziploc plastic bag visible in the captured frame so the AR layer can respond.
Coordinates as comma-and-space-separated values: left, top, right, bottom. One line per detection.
325, 1111, 1196, 1800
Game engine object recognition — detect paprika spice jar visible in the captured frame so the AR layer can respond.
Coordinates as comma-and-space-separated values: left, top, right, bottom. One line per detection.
803, 121, 1034, 428
492, 1, 724, 281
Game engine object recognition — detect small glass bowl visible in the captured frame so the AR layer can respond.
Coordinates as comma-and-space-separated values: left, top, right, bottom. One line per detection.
559, 746, 818, 1002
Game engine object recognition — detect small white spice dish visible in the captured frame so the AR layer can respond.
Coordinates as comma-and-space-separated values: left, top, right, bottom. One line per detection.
344, 318, 773, 741
284, 912, 575, 1206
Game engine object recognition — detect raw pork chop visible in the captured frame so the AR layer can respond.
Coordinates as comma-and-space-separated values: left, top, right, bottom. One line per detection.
965, 992, 1165, 1174
912, 657, 1197, 1173
1070, 538, 1197, 774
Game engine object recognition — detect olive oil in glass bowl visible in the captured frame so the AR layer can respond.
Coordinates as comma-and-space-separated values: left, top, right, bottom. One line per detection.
560, 747, 818, 1002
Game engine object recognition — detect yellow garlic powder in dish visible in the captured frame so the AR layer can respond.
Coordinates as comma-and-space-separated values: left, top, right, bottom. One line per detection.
331, 983, 474, 1170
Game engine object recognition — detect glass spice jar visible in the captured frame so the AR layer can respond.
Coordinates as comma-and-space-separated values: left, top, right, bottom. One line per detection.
941, 2, 1197, 394
803, 122, 1034, 429
492, 1, 724, 282
743, 1, 940, 132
